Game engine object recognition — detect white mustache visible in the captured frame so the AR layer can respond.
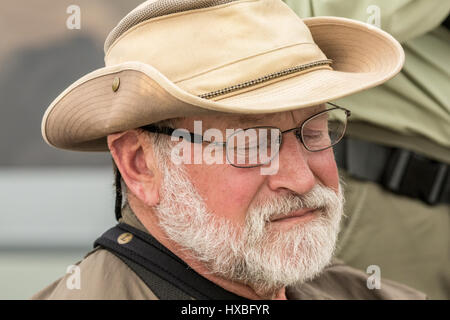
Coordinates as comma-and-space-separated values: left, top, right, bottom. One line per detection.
248, 184, 339, 224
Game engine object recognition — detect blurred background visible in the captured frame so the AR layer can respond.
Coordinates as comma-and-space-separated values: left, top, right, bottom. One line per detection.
0, 0, 142, 299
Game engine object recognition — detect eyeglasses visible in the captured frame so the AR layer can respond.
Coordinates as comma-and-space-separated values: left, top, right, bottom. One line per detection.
142, 102, 351, 168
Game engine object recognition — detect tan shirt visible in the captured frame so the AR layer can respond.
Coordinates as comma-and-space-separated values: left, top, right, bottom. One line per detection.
32, 206, 426, 300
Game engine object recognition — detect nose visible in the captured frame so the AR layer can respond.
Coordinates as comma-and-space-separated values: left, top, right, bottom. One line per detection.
265, 132, 316, 195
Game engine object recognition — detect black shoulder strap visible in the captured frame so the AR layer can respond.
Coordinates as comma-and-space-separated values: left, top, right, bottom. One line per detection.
93, 223, 245, 300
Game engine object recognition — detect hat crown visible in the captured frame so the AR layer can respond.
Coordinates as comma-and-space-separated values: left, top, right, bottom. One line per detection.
104, 0, 330, 99
104, 0, 237, 53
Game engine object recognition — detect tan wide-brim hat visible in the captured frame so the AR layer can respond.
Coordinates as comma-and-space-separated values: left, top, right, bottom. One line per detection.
42, 0, 404, 152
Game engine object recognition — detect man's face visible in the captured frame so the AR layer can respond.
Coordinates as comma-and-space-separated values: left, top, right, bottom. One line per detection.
151, 105, 343, 297
176, 104, 340, 227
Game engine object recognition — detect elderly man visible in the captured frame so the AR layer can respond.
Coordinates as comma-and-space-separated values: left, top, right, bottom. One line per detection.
33, 0, 426, 300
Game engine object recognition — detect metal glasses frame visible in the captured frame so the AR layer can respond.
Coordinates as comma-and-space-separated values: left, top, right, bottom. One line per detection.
141, 102, 351, 168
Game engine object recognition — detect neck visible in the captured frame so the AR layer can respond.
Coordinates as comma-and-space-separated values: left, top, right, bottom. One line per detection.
127, 199, 288, 300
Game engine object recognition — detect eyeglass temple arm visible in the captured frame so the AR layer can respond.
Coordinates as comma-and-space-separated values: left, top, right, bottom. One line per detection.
141, 125, 225, 145
327, 102, 352, 116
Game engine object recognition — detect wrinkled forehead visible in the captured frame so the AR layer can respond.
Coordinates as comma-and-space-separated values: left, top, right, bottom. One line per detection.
177, 104, 327, 130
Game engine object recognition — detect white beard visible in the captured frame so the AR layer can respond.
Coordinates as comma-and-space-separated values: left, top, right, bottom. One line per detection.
154, 162, 344, 298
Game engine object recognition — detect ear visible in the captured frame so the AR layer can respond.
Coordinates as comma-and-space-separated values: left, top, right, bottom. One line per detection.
107, 130, 161, 206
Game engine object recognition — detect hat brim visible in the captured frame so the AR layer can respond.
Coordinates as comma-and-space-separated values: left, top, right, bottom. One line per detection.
42, 16, 404, 151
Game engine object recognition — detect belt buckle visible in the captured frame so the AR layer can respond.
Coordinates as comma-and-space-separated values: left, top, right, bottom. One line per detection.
383, 149, 449, 205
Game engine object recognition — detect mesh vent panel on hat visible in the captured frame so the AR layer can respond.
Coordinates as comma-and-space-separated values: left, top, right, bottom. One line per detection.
104, 0, 237, 53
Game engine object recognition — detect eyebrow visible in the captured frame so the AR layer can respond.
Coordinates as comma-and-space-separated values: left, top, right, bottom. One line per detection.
309, 104, 327, 114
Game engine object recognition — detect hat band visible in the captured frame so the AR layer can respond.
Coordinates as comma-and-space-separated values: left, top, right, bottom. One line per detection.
198, 59, 333, 99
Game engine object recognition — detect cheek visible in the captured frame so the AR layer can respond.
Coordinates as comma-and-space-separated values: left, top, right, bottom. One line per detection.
183, 164, 263, 226
308, 149, 339, 192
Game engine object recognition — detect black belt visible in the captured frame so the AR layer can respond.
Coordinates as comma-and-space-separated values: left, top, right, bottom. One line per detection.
334, 137, 450, 206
